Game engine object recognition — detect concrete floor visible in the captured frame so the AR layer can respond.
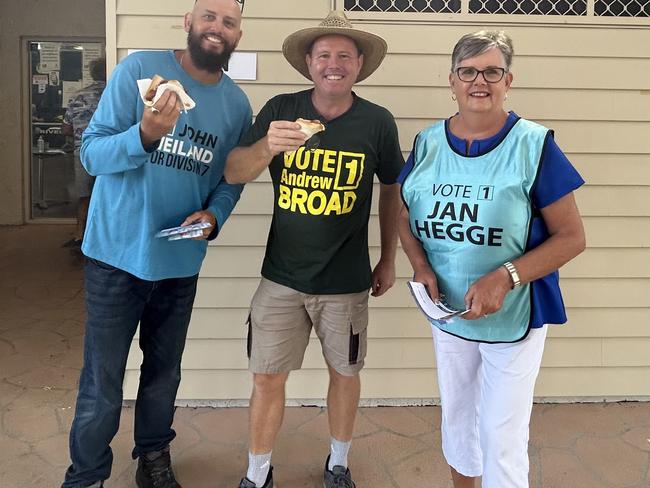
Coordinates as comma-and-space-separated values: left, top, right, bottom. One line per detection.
1, 224, 649, 488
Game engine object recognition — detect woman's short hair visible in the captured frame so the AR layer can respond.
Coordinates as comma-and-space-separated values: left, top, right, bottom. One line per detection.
451, 31, 514, 72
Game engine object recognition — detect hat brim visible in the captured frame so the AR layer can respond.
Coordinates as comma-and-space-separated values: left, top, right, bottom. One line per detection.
282, 27, 387, 83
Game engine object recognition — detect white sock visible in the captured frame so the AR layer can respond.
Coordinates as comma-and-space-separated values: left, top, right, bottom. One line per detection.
247, 451, 272, 487
328, 437, 351, 470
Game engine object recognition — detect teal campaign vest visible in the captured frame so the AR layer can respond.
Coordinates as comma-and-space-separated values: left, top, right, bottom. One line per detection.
401, 118, 549, 342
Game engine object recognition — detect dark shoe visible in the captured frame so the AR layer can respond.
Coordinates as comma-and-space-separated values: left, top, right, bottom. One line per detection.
323, 455, 355, 488
63, 238, 82, 248
135, 447, 182, 488
238, 466, 273, 488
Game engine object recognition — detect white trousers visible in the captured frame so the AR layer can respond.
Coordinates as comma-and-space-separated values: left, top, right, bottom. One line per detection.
432, 325, 548, 488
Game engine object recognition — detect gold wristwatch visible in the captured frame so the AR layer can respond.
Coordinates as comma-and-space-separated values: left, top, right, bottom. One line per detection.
503, 261, 521, 288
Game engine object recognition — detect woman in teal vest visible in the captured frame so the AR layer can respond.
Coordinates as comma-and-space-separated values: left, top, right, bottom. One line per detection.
398, 31, 585, 488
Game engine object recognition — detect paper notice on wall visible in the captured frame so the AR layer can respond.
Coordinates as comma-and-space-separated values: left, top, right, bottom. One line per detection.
127, 49, 163, 55
38, 42, 61, 72
63, 81, 83, 108
33, 74, 49, 86
224, 52, 257, 80
49, 71, 60, 86
81, 43, 104, 86
126, 49, 257, 81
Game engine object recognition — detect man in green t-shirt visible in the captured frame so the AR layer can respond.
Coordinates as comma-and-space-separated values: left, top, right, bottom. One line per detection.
225, 11, 404, 488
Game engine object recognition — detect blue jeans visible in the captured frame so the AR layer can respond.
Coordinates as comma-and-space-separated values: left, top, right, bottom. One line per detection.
62, 258, 198, 488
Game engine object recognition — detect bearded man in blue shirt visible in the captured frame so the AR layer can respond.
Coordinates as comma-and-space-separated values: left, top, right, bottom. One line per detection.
61, 1, 251, 487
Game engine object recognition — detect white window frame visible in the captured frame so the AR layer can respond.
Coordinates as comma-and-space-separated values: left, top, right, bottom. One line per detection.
335, 0, 650, 26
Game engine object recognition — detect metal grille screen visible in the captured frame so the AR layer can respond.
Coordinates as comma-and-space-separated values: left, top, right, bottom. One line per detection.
595, 0, 650, 16
469, 0, 586, 15
344, 0, 650, 16
343, 0, 461, 13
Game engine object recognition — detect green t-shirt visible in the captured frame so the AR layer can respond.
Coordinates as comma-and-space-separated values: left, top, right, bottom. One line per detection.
239, 89, 404, 294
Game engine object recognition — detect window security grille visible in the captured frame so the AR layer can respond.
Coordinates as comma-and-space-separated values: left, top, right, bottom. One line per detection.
469, 0, 587, 15
344, 0, 650, 16
595, 0, 650, 16
343, 0, 461, 13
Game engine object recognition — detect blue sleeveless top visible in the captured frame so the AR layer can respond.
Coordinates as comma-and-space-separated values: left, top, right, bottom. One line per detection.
401, 114, 582, 342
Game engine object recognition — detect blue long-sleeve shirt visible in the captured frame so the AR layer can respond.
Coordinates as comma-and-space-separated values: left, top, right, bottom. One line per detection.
81, 50, 252, 280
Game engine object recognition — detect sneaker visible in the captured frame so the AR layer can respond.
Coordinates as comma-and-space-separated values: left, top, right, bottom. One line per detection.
323, 455, 355, 488
238, 466, 273, 488
135, 446, 182, 488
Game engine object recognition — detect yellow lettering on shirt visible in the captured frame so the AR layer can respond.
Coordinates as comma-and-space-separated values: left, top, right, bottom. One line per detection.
278, 149, 366, 216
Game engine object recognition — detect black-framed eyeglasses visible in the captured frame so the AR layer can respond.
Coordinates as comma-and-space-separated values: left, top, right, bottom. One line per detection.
455, 67, 507, 83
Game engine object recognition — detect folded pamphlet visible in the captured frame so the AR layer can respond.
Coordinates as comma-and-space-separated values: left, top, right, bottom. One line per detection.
407, 281, 469, 324
155, 222, 212, 241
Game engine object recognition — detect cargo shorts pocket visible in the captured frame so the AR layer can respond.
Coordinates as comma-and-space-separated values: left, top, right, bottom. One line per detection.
245, 311, 252, 359
348, 301, 369, 366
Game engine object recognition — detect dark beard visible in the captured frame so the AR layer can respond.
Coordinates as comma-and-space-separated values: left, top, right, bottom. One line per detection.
186, 26, 235, 73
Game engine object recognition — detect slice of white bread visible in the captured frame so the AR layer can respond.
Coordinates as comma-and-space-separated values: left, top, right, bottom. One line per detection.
296, 118, 325, 138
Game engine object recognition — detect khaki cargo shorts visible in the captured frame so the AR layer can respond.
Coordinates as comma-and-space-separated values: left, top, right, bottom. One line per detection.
246, 278, 369, 376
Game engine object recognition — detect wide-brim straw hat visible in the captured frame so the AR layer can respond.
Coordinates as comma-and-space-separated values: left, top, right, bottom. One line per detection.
282, 10, 388, 83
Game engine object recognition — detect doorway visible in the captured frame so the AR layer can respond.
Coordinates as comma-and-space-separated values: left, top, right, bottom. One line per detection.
28, 40, 104, 219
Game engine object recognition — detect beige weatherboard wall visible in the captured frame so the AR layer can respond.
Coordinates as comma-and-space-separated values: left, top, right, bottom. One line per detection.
114, 0, 650, 403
